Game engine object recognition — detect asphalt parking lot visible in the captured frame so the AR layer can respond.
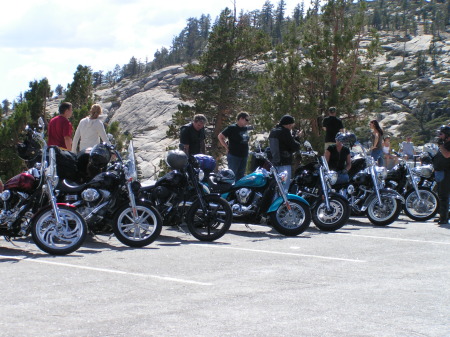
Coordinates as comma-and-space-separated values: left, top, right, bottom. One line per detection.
0, 215, 449, 337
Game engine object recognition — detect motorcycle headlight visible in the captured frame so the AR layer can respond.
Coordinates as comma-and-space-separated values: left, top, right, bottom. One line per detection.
375, 166, 387, 180
198, 169, 205, 181
347, 185, 355, 195
326, 171, 338, 185
81, 188, 100, 202
412, 165, 433, 179
1, 190, 11, 201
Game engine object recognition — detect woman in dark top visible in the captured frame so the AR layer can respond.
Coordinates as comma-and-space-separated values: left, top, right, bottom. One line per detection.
369, 119, 384, 166
325, 132, 351, 184
433, 125, 450, 225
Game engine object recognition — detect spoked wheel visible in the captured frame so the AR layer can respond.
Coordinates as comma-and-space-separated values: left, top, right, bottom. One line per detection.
403, 188, 439, 221
270, 199, 311, 236
367, 195, 402, 226
186, 194, 232, 242
31, 205, 87, 255
312, 195, 350, 231
113, 201, 162, 247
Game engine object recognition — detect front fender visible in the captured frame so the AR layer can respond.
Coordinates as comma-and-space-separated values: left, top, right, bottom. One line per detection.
362, 188, 405, 209
267, 194, 310, 213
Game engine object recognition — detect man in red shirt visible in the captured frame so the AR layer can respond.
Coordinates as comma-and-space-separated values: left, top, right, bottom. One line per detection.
48, 102, 73, 150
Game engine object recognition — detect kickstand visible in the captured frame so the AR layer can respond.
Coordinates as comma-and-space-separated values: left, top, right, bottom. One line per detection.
177, 222, 190, 236
245, 223, 254, 231
4, 236, 19, 247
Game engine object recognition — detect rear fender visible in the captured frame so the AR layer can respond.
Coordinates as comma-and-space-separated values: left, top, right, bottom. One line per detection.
267, 194, 310, 213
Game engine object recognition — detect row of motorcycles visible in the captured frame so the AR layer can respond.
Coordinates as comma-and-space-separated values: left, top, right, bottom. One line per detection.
0, 121, 439, 256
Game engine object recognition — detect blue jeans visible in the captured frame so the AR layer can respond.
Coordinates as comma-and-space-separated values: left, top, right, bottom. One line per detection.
336, 171, 349, 184
371, 148, 384, 166
227, 153, 247, 182
275, 165, 291, 193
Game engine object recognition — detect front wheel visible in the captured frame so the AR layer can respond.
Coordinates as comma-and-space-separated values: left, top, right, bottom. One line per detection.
270, 199, 311, 236
367, 195, 402, 226
31, 205, 87, 255
186, 194, 232, 242
312, 195, 350, 231
112, 201, 162, 247
404, 188, 439, 221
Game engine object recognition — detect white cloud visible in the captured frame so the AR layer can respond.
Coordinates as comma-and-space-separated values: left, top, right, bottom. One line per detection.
0, 0, 312, 102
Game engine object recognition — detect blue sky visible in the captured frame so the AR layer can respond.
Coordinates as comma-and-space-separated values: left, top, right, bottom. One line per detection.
0, 0, 314, 103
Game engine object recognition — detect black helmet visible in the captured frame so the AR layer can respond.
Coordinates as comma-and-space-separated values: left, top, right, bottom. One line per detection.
89, 143, 111, 169
16, 137, 41, 161
335, 132, 346, 143
216, 169, 235, 184
166, 150, 188, 170
344, 132, 357, 146
438, 125, 450, 138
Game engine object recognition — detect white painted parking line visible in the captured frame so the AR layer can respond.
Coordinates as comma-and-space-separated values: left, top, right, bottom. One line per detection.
0, 256, 213, 286
197, 245, 366, 263
334, 233, 450, 245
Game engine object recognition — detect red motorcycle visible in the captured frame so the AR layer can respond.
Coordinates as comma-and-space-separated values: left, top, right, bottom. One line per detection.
0, 118, 87, 255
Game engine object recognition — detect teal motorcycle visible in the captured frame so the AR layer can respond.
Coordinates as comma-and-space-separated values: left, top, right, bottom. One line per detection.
207, 152, 311, 236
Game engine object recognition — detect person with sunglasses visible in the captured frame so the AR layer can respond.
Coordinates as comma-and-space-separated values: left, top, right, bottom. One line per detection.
218, 112, 252, 181
433, 125, 450, 225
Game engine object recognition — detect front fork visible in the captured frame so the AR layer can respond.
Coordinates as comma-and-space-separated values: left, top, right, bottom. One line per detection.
273, 168, 291, 211
319, 167, 331, 210
407, 166, 422, 201
45, 183, 63, 225
126, 180, 139, 221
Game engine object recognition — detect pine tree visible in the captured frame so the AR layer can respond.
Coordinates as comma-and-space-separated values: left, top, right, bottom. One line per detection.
258, 0, 380, 150
65, 65, 93, 110
0, 101, 31, 179
24, 78, 52, 122
174, 7, 270, 158
2, 99, 11, 116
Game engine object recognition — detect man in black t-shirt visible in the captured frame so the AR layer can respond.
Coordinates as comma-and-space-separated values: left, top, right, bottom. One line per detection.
322, 107, 344, 152
180, 114, 207, 155
218, 112, 251, 181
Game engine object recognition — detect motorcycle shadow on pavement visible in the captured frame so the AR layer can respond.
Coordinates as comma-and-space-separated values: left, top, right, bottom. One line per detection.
342, 215, 409, 230
76, 233, 160, 253
0, 236, 90, 260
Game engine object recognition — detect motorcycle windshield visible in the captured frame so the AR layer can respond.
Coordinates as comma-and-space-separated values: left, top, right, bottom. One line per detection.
125, 140, 137, 181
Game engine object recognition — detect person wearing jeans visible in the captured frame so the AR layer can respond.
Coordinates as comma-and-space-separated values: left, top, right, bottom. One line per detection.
218, 112, 252, 181
268, 115, 301, 192
369, 119, 384, 167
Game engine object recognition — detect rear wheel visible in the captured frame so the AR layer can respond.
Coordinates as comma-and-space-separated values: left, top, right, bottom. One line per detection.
113, 201, 162, 247
186, 194, 232, 242
312, 195, 350, 231
31, 205, 87, 255
270, 199, 311, 236
403, 188, 438, 221
367, 195, 402, 226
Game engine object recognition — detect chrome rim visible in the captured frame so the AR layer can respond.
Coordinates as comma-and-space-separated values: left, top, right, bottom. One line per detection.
406, 190, 437, 218
276, 202, 306, 229
34, 209, 84, 250
316, 200, 345, 224
117, 206, 158, 241
368, 196, 397, 221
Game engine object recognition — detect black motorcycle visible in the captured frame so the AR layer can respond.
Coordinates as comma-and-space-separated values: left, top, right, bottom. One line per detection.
336, 143, 405, 226
385, 152, 438, 221
56, 141, 162, 247
140, 150, 232, 242
0, 118, 87, 255
289, 141, 350, 231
